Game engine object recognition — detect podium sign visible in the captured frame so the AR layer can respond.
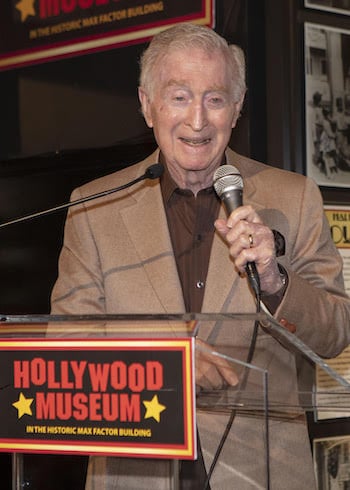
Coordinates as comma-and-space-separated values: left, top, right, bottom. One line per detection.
2, 312, 350, 490
0, 337, 196, 460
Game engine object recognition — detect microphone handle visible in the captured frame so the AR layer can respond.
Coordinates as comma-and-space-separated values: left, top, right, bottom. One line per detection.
246, 262, 261, 298
221, 190, 261, 297
0, 167, 156, 229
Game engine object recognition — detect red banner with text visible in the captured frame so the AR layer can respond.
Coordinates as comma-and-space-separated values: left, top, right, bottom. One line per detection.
0, 0, 214, 70
0, 337, 196, 459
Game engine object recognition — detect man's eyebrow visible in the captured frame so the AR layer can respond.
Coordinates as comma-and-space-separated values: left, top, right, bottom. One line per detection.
164, 80, 228, 92
165, 79, 188, 88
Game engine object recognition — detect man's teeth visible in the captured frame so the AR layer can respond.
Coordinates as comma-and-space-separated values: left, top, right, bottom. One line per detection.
181, 138, 210, 145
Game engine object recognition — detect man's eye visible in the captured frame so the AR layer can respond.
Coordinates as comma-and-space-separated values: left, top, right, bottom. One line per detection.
173, 95, 186, 102
209, 97, 224, 105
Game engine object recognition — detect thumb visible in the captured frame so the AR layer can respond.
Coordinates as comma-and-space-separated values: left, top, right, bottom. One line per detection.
214, 218, 230, 235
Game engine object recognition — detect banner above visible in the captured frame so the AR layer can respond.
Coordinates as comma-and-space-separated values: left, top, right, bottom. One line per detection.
0, 0, 214, 71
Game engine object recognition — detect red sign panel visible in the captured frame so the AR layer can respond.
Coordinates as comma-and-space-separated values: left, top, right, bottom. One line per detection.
0, 338, 196, 459
0, 0, 214, 70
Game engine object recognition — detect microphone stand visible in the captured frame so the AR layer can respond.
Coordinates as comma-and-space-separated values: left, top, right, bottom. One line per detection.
0, 163, 163, 229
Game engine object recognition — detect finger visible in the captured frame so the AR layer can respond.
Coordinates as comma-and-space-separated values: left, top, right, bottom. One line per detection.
214, 218, 231, 236
227, 205, 262, 228
195, 339, 238, 388
226, 232, 252, 258
216, 363, 239, 386
195, 359, 226, 389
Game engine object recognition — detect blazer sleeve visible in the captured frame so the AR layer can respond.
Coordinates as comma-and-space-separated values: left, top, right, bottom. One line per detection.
50, 187, 106, 315
276, 176, 350, 358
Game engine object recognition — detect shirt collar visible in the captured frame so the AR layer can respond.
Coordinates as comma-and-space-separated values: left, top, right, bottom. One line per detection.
159, 153, 179, 204
159, 152, 226, 204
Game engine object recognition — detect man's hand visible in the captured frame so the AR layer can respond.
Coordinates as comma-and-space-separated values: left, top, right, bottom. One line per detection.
195, 338, 239, 390
215, 205, 283, 295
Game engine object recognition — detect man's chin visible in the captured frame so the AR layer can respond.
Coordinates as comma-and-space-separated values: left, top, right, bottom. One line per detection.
185, 157, 221, 172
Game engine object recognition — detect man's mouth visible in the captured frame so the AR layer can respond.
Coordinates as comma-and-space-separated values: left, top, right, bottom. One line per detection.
180, 137, 211, 146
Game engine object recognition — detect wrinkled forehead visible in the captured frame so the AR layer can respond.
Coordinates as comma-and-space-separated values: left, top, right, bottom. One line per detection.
155, 45, 229, 70
153, 47, 234, 93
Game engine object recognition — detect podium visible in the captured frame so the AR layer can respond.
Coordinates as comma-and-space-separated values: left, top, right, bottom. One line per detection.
0, 312, 349, 490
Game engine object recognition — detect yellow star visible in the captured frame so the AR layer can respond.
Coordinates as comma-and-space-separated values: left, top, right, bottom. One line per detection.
143, 395, 166, 423
12, 392, 34, 419
16, 0, 36, 22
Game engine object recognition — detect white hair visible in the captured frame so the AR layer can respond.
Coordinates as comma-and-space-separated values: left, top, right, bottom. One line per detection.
139, 22, 246, 102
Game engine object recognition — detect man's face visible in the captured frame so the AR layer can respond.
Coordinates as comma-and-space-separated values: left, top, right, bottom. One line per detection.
139, 47, 244, 187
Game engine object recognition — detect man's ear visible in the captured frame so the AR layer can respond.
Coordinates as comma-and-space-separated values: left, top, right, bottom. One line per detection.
231, 92, 246, 129
138, 87, 153, 128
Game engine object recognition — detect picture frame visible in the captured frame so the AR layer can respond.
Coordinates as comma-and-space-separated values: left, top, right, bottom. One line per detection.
313, 435, 350, 488
305, 1, 350, 16
304, 22, 350, 187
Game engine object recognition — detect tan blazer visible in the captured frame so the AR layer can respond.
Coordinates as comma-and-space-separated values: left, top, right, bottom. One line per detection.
51, 148, 350, 489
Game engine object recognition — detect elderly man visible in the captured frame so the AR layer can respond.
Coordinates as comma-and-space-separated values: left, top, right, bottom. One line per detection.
51, 23, 350, 489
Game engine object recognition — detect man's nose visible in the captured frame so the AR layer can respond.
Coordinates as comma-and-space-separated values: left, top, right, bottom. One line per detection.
186, 102, 208, 131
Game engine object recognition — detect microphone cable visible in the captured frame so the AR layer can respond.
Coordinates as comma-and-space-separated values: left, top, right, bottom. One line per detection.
202, 287, 261, 490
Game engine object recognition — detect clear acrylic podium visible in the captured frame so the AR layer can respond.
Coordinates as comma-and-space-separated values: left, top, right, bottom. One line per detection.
0, 312, 349, 490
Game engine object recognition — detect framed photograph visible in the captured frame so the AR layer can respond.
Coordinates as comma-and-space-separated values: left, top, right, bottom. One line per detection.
324, 205, 350, 295
313, 435, 350, 488
304, 22, 350, 187
313, 205, 350, 421
305, 1, 350, 16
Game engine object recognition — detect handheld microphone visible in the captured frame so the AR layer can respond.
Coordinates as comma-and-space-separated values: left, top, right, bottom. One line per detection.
213, 164, 260, 297
0, 163, 164, 230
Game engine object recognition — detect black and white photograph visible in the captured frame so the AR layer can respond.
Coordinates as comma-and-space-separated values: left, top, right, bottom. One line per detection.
313, 436, 350, 489
305, 23, 350, 186
305, 0, 350, 16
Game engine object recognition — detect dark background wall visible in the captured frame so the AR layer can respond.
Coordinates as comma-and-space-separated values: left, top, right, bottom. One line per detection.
0, 0, 261, 316
0, 0, 349, 488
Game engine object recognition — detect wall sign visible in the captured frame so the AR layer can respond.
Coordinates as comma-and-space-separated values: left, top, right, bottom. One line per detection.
0, 0, 214, 71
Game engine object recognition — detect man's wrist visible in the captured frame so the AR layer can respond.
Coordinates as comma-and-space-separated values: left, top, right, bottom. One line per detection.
260, 265, 288, 314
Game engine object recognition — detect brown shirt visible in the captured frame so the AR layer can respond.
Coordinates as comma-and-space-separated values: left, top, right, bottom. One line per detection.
160, 162, 286, 314
161, 163, 220, 312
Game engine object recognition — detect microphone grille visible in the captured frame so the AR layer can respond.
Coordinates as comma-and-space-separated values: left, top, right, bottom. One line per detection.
213, 165, 243, 197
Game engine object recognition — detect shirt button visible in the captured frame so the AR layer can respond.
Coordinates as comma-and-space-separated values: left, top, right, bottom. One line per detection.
196, 280, 205, 289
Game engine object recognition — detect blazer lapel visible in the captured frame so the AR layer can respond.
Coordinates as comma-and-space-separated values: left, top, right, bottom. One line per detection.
202, 150, 264, 315
202, 205, 240, 313
120, 182, 185, 313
